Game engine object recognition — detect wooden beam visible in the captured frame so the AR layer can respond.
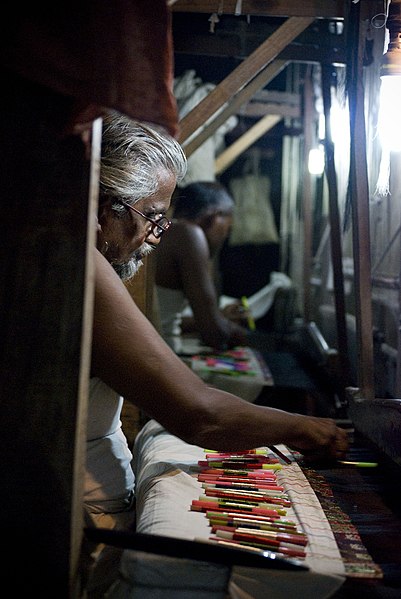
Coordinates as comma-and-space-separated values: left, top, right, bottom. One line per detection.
178, 16, 313, 147
348, 1, 375, 399
301, 66, 314, 323
0, 80, 93, 596
174, 34, 346, 66
252, 90, 300, 104
347, 391, 401, 466
183, 59, 289, 158
241, 100, 300, 118
215, 113, 282, 174
171, 0, 346, 19
71, 118, 102, 595
321, 63, 351, 388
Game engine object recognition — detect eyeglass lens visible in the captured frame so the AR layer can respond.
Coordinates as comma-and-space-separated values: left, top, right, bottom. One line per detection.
153, 218, 170, 238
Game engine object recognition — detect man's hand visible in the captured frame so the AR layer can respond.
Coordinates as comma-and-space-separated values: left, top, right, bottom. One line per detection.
221, 301, 250, 326
289, 415, 349, 463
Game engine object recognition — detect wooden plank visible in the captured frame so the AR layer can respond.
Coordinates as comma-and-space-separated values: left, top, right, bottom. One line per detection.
174, 31, 346, 65
183, 59, 289, 158
252, 90, 300, 104
398, 239, 401, 396
241, 100, 300, 118
347, 1, 375, 399
178, 17, 314, 145
321, 64, 351, 388
301, 66, 314, 323
347, 391, 401, 466
0, 75, 93, 596
215, 113, 282, 174
71, 118, 102, 596
123, 257, 158, 446
171, 0, 346, 19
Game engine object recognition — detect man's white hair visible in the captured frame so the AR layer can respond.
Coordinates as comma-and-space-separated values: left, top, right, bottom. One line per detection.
100, 110, 187, 210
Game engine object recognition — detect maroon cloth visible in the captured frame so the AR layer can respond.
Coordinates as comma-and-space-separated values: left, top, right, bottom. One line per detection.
1, 0, 179, 137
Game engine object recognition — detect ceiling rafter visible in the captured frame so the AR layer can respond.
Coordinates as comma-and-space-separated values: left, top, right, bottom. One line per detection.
178, 16, 314, 146
170, 0, 346, 19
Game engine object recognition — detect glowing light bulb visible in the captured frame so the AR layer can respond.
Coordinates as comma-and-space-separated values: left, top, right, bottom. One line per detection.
308, 145, 325, 175
378, 75, 401, 152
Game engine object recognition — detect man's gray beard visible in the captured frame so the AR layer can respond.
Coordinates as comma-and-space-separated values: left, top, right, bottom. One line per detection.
112, 242, 154, 282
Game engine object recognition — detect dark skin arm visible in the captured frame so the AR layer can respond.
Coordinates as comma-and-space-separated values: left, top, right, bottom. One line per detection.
92, 248, 348, 460
155, 221, 248, 349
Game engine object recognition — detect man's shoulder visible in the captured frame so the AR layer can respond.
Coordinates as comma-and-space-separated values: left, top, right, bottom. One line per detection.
172, 219, 201, 232
170, 220, 206, 244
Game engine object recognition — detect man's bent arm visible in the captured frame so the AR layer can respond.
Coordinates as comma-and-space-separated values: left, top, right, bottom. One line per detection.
91, 248, 348, 459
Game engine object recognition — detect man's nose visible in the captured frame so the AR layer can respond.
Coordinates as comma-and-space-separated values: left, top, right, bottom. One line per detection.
147, 231, 162, 245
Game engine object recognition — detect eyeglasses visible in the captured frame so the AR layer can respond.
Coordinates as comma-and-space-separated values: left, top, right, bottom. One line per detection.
119, 200, 171, 238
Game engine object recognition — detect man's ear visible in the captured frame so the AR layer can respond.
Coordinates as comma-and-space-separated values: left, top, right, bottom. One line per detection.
96, 203, 111, 254
98, 197, 112, 221
98, 197, 118, 230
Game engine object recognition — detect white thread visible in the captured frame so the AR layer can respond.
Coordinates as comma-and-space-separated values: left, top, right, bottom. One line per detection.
208, 12, 220, 33
235, 0, 242, 15
375, 147, 391, 197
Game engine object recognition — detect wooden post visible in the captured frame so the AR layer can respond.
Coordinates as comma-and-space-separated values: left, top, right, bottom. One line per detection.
302, 66, 315, 323
321, 63, 351, 388
0, 74, 96, 597
347, 1, 375, 399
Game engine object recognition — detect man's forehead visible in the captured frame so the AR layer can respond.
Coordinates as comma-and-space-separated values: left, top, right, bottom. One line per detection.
139, 196, 171, 211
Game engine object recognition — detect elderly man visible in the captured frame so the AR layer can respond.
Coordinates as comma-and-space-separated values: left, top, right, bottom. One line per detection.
84, 112, 186, 595
86, 111, 348, 596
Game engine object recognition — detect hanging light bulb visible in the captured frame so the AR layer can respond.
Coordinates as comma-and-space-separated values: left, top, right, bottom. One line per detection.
381, 0, 401, 78
308, 144, 325, 175
378, 76, 401, 151
376, 0, 401, 194
379, 0, 401, 150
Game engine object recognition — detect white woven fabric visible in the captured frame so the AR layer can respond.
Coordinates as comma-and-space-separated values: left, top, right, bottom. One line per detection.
107, 421, 345, 598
